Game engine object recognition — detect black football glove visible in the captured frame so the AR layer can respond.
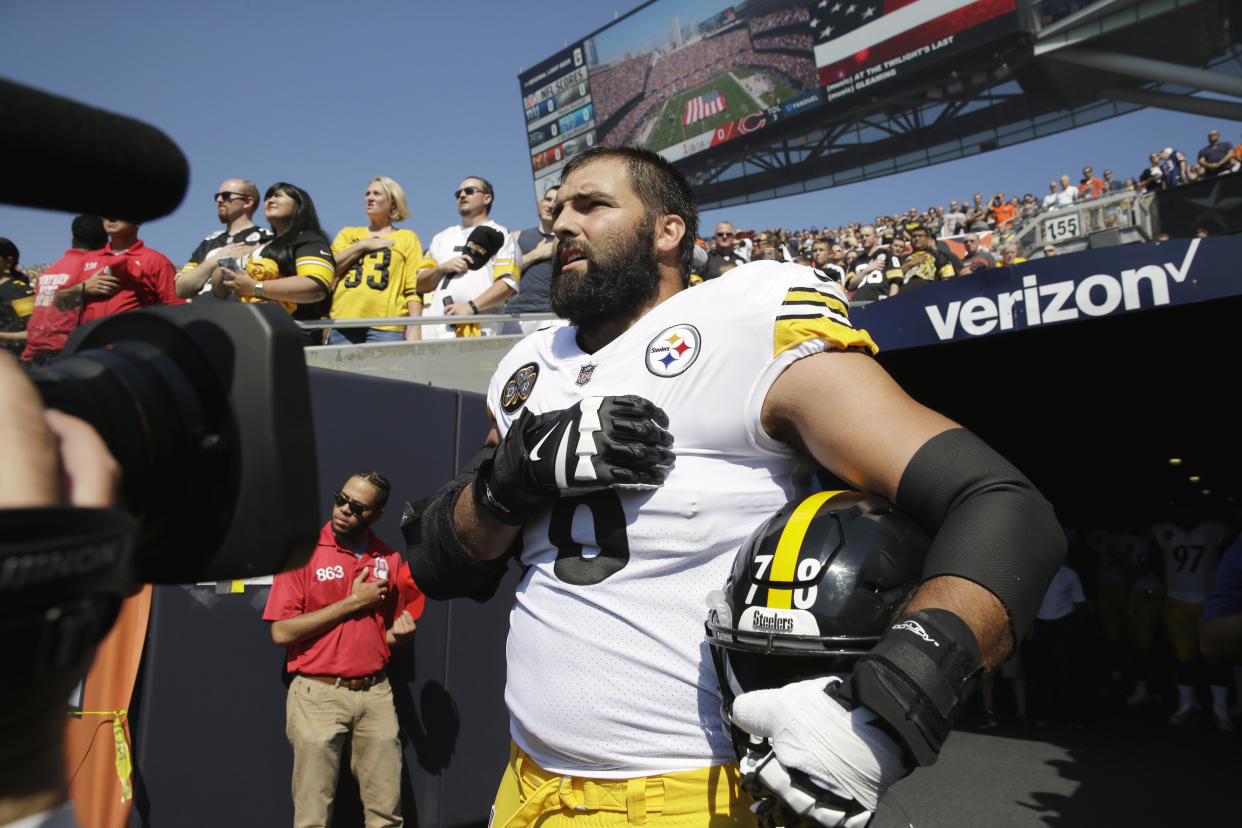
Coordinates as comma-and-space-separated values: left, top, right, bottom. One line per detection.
473, 395, 674, 524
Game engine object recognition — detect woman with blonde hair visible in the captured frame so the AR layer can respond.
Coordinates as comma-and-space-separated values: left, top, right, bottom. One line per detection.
327, 175, 426, 343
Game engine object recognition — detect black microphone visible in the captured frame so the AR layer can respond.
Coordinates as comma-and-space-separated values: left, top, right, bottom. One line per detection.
463, 225, 505, 270
0, 78, 189, 222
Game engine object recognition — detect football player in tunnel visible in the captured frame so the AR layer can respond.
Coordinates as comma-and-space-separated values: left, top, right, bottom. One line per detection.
404, 146, 1064, 827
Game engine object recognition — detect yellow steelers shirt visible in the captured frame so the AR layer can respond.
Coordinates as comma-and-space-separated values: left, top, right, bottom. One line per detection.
330, 227, 425, 331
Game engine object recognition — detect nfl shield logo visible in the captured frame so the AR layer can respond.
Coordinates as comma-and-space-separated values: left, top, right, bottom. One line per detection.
576, 363, 596, 386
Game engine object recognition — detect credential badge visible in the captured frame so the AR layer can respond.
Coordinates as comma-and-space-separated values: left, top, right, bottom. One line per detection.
501, 362, 539, 414
645, 324, 701, 378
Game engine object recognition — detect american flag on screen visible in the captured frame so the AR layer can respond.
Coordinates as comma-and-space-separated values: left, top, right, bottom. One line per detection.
811, 0, 1014, 85
683, 90, 728, 127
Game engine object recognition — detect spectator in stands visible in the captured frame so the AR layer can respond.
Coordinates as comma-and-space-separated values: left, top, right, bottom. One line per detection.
328, 176, 425, 344
504, 185, 559, 335
418, 177, 519, 338
940, 201, 966, 237
57, 219, 183, 324
966, 194, 990, 232
1056, 174, 1078, 208
1043, 180, 1061, 210
702, 221, 746, 280
1197, 129, 1235, 178
989, 193, 1016, 231
1000, 242, 1026, 267
1020, 193, 1040, 220
1103, 169, 1124, 192
1159, 147, 1190, 188
846, 224, 901, 302
810, 237, 845, 285
898, 223, 956, 293
1042, 244, 1058, 257
1078, 166, 1106, 200
960, 233, 996, 272
924, 206, 943, 237
21, 215, 108, 366
0, 239, 33, 356
0, 238, 25, 285
213, 182, 334, 345
175, 178, 273, 299
1139, 152, 1164, 192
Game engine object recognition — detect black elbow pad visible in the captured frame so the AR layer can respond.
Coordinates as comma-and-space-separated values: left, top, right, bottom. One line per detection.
894, 428, 1065, 644
401, 445, 513, 602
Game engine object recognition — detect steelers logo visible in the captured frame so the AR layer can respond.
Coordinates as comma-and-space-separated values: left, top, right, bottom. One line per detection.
645, 324, 701, 378
500, 362, 539, 414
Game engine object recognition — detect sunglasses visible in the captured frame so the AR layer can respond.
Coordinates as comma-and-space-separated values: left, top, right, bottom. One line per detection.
715, 231, 734, 238
455, 186, 485, 198
333, 491, 376, 517
214, 191, 247, 202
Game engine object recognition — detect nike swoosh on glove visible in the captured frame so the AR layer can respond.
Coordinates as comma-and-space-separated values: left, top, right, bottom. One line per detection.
732, 677, 909, 819
474, 395, 674, 524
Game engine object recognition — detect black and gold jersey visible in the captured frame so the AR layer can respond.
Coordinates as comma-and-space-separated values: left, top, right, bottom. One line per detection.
330, 227, 424, 330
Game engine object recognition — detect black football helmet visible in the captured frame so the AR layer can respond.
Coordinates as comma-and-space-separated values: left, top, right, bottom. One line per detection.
705, 490, 930, 756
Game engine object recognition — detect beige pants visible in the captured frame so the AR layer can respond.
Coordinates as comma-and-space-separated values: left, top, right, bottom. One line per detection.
286, 674, 403, 828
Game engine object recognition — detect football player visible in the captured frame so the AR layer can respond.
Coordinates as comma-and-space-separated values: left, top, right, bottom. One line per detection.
1151, 507, 1233, 728
406, 147, 1063, 827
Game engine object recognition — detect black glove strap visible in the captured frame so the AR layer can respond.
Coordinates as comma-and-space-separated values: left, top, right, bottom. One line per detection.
837, 608, 982, 767
473, 455, 547, 525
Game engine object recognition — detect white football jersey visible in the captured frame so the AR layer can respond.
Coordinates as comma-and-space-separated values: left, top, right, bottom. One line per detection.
485, 261, 878, 777
422, 220, 518, 338
1151, 521, 1231, 603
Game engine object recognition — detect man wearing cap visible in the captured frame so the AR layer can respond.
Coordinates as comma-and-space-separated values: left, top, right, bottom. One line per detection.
418, 176, 519, 338
0, 238, 33, 357
263, 470, 419, 828
175, 178, 274, 299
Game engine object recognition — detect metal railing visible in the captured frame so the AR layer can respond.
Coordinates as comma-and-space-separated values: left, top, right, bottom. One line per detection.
296, 311, 561, 332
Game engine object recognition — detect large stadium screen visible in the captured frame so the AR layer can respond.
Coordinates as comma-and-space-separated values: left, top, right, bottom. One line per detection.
814, 0, 1019, 105
518, 0, 827, 191
518, 0, 1019, 189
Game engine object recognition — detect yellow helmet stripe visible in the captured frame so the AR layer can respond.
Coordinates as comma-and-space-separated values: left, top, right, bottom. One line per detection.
766, 490, 845, 609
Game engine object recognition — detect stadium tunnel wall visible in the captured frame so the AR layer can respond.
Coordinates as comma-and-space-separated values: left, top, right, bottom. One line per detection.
127, 368, 513, 828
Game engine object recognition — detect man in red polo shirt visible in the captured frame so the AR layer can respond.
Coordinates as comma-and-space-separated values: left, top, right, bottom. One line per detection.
54, 218, 183, 321
264, 471, 419, 828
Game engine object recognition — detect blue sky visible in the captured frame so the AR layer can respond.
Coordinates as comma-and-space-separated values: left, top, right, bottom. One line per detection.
0, 0, 1231, 267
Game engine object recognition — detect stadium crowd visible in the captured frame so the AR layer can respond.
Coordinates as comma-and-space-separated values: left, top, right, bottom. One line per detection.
1, 127, 1234, 360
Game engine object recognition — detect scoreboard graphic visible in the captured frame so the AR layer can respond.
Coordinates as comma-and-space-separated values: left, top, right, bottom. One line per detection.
517, 0, 1019, 189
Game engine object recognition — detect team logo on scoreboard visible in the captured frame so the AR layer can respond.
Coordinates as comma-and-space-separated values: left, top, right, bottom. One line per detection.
645, 325, 701, 378
501, 362, 539, 413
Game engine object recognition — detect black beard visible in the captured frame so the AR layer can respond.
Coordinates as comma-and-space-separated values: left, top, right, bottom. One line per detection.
550, 219, 662, 332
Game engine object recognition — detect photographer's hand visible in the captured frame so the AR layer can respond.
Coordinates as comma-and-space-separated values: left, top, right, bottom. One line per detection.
0, 354, 119, 508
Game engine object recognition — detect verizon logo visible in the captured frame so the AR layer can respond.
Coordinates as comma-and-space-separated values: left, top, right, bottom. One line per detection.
924, 240, 1199, 341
